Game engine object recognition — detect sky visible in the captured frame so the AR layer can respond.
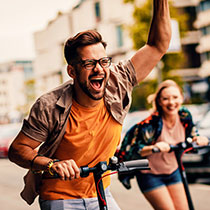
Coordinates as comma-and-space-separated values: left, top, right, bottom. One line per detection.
0, 0, 78, 63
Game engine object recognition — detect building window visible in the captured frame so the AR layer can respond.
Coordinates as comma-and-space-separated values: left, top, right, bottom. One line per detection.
200, 0, 210, 12
207, 51, 210, 60
201, 25, 210, 36
202, 52, 210, 62
206, 26, 210, 35
201, 27, 207, 35
116, 25, 123, 47
94, 2, 101, 22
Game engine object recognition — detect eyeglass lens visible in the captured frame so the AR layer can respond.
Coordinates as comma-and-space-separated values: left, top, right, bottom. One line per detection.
82, 57, 111, 70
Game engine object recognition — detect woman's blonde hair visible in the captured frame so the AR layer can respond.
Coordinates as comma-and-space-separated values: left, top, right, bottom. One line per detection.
147, 80, 183, 114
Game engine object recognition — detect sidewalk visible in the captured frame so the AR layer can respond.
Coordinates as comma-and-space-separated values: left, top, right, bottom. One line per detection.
110, 174, 152, 210
1, 159, 210, 210
110, 174, 210, 210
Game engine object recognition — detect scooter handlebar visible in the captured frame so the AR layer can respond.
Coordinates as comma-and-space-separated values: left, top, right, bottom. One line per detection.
152, 138, 210, 153
152, 143, 187, 153
80, 158, 150, 176
45, 157, 150, 178
117, 159, 150, 173
123, 159, 149, 168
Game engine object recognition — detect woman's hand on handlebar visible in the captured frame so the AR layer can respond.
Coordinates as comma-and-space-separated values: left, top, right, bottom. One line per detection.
140, 142, 170, 156
51, 159, 80, 180
154, 142, 171, 153
192, 136, 209, 146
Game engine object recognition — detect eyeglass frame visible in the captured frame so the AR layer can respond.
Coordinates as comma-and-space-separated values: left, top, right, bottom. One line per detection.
77, 57, 112, 70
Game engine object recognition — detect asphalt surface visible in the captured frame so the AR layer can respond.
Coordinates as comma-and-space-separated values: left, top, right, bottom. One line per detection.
1, 159, 210, 210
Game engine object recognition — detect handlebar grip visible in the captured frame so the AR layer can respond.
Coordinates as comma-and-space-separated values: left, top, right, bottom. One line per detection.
123, 159, 149, 168
43, 167, 88, 179
80, 166, 91, 177
118, 159, 150, 173
152, 147, 160, 153
152, 144, 180, 153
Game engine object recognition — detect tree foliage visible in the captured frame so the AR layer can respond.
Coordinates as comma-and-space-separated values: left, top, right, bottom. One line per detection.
124, 0, 189, 111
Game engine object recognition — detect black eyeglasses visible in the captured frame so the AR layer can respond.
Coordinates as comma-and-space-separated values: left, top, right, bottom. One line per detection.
78, 57, 112, 70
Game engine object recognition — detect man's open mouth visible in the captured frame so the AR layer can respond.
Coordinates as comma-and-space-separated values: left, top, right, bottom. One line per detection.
90, 78, 104, 90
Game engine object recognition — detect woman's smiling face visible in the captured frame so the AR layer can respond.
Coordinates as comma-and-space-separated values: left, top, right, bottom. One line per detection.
158, 86, 183, 117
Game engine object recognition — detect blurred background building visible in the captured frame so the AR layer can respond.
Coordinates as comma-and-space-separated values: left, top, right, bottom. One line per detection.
1, 0, 210, 123
33, 0, 134, 96
0, 60, 33, 123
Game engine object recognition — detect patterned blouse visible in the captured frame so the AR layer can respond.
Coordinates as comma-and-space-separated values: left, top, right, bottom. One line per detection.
117, 106, 198, 162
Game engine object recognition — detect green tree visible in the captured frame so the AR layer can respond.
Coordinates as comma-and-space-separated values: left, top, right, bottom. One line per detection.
124, 0, 189, 111
17, 79, 36, 117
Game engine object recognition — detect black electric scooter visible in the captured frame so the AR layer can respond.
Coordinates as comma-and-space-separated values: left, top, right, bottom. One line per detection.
152, 138, 210, 210
79, 157, 150, 210
44, 157, 150, 210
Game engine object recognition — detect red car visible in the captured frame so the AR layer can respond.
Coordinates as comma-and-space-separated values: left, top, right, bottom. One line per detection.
0, 123, 21, 158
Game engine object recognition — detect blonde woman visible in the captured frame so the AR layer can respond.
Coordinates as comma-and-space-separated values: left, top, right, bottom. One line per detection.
118, 80, 208, 210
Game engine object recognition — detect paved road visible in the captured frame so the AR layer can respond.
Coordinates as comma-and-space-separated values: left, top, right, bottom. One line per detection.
1, 159, 210, 210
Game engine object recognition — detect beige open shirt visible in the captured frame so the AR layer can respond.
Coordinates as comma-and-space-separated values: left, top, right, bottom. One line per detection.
20, 60, 137, 205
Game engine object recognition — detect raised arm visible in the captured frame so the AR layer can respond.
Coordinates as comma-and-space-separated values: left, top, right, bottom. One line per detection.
131, 0, 171, 82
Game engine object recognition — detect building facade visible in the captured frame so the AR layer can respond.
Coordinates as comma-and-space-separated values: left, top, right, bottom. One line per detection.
33, 0, 135, 96
171, 0, 210, 102
0, 60, 33, 123
33, 0, 210, 102
194, 0, 210, 77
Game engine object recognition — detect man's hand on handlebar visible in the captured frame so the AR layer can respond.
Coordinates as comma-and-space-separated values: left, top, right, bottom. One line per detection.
51, 159, 80, 180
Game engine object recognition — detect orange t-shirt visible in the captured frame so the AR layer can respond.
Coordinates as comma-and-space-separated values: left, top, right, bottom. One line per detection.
40, 99, 122, 200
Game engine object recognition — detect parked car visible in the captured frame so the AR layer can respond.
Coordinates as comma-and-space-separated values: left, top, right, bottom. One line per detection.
120, 110, 150, 147
0, 123, 21, 158
183, 108, 210, 183
196, 108, 210, 139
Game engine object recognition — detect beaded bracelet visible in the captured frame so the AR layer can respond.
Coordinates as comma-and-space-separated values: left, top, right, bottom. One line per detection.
46, 159, 59, 176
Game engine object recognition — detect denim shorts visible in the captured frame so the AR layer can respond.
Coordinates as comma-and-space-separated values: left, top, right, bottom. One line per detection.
136, 168, 182, 193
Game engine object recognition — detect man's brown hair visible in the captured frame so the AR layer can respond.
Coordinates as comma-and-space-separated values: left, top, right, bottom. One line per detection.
64, 30, 107, 65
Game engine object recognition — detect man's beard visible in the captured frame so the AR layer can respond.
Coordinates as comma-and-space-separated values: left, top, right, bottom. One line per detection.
75, 67, 108, 100
77, 78, 108, 100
